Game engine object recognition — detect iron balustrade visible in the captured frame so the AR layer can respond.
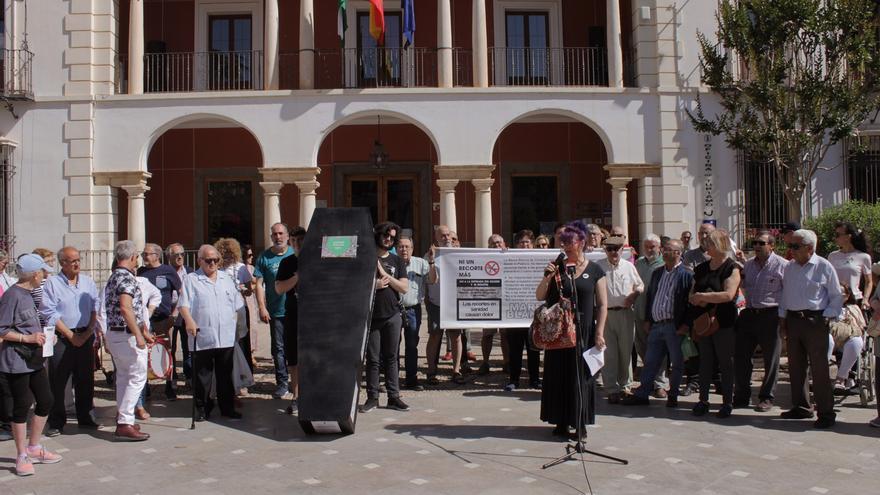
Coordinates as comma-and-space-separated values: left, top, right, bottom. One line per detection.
845, 135, 880, 203
315, 47, 437, 89
116, 50, 264, 93
453, 48, 473, 87
0, 49, 34, 99
490, 47, 609, 87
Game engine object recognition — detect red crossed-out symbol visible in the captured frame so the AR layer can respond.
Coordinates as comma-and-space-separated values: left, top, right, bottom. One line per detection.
484, 260, 500, 276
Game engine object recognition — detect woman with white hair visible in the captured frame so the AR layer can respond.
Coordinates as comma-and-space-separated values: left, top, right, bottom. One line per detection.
0, 254, 63, 476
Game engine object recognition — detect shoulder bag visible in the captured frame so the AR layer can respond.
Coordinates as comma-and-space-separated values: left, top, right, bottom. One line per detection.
692, 307, 719, 340
530, 270, 577, 350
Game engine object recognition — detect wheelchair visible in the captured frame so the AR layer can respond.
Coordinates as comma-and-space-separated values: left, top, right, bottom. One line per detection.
857, 335, 875, 407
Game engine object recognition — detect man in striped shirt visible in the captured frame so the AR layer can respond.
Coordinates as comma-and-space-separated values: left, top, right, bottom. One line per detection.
623, 240, 694, 407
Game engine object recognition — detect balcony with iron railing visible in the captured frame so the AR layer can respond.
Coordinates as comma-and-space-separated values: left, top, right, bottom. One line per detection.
115, 46, 633, 93
1, 49, 34, 99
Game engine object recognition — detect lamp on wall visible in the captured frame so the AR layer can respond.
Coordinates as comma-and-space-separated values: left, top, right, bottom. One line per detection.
370, 115, 389, 172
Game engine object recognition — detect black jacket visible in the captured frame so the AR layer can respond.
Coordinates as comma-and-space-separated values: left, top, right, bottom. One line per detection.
643, 264, 694, 328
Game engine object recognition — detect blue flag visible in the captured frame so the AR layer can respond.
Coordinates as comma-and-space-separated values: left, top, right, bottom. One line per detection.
402, 0, 415, 49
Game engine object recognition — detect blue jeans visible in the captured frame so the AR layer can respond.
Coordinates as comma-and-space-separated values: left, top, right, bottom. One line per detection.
269, 317, 289, 386
636, 321, 684, 399
402, 306, 422, 385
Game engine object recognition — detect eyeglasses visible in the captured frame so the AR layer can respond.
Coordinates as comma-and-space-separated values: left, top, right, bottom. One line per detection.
788, 244, 803, 251
382, 233, 395, 239
62, 258, 81, 264
202, 258, 221, 264
605, 245, 621, 252
169, 252, 184, 258
751, 240, 768, 247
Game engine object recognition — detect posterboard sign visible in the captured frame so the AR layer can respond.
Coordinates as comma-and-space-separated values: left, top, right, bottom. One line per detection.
435, 248, 631, 329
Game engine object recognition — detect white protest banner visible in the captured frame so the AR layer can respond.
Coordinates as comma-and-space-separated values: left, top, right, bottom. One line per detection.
435, 248, 629, 329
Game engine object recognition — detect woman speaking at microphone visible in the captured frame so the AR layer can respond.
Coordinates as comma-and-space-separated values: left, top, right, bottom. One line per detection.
536, 221, 608, 440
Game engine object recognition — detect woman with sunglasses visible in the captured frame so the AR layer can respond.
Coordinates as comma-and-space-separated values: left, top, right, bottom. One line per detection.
827, 222, 872, 312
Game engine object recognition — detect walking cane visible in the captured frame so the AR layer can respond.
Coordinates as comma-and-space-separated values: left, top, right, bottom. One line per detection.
190, 328, 198, 430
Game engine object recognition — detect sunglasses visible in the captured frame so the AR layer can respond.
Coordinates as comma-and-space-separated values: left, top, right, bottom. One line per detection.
752, 240, 768, 246
202, 258, 221, 264
605, 245, 621, 252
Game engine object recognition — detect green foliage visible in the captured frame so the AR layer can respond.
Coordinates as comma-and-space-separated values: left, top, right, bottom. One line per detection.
802, 201, 880, 256
689, 0, 880, 222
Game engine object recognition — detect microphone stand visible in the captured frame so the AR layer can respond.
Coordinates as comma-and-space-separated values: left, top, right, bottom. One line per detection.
542, 265, 627, 470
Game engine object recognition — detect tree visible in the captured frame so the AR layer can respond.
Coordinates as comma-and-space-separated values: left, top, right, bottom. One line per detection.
688, 0, 880, 223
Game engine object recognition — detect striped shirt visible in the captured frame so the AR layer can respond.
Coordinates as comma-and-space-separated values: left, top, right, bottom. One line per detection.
651, 263, 681, 322
742, 252, 787, 308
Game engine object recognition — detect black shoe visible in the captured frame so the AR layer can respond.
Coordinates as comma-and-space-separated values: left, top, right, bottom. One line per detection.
165, 383, 178, 401
781, 408, 814, 420
529, 380, 543, 390
403, 383, 425, 391
359, 398, 379, 413
814, 416, 836, 429
552, 425, 569, 437
666, 397, 678, 408
717, 404, 733, 418
103, 370, 115, 387
222, 411, 243, 420
285, 399, 298, 415
195, 411, 207, 422
732, 399, 750, 409
78, 419, 100, 429
386, 397, 410, 411
45, 427, 62, 437
621, 395, 650, 406
692, 401, 710, 417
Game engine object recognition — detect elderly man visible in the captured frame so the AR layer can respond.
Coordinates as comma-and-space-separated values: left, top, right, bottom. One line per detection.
584, 224, 603, 252
779, 229, 842, 429
683, 223, 715, 271
137, 243, 182, 400
478, 234, 509, 375
255, 222, 295, 399
735, 231, 787, 412
396, 235, 429, 391
633, 234, 667, 397
104, 240, 152, 441
424, 225, 463, 385
597, 236, 644, 402
680, 231, 693, 250
179, 245, 245, 421
623, 240, 694, 408
40, 247, 100, 436
360, 222, 409, 413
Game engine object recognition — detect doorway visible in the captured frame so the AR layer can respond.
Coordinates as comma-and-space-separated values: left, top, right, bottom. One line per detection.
345, 175, 419, 235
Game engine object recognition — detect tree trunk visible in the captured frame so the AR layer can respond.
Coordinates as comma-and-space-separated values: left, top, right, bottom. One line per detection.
785, 190, 804, 224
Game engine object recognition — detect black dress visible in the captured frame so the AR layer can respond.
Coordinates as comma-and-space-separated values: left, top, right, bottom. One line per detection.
540, 261, 605, 429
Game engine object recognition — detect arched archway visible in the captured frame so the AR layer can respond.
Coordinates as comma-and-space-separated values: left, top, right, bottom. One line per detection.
143, 114, 267, 249
316, 111, 440, 253
492, 111, 638, 243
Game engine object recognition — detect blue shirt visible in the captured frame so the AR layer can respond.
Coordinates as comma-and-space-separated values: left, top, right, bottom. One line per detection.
254, 247, 294, 318
40, 273, 99, 329
400, 256, 429, 308
779, 253, 843, 319
179, 269, 244, 350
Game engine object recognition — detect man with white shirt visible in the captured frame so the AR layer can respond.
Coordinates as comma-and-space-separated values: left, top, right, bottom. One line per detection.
597, 236, 644, 402
179, 245, 245, 421
779, 229, 842, 429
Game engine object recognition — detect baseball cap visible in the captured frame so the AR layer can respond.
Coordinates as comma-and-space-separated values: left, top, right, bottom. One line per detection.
17, 253, 52, 273
781, 221, 800, 233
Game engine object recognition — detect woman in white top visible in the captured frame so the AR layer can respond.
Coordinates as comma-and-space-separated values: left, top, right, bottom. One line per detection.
215, 238, 255, 398
827, 222, 872, 311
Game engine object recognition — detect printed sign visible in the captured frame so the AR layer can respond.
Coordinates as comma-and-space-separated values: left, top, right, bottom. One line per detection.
321, 236, 358, 258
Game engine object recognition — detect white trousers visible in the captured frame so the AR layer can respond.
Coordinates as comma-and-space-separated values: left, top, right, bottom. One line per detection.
107, 330, 148, 425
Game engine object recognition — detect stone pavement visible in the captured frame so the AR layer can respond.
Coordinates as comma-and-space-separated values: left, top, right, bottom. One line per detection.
1, 323, 878, 494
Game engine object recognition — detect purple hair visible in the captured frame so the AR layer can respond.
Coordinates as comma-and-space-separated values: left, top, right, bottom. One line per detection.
559, 221, 587, 245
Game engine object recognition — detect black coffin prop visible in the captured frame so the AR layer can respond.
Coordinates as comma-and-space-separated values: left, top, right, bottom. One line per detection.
297, 207, 376, 435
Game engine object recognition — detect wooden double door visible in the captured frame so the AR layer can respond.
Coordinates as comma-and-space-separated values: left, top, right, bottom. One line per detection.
344, 174, 419, 237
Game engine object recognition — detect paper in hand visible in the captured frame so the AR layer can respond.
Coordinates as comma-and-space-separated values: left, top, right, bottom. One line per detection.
42, 327, 56, 357
582, 346, 605, 376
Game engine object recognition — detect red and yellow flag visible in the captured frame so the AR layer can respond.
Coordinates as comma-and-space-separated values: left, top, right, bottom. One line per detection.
369, 0, 385, 43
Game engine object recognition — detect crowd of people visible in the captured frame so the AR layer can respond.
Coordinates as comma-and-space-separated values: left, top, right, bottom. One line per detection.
0, 217, 879, 476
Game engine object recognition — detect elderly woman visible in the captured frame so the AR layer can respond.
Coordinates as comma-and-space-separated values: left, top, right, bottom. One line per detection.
536, 221, 607, 440
215, 238, 256, 400
0, 254, 63, 476
687, 229, 741, 418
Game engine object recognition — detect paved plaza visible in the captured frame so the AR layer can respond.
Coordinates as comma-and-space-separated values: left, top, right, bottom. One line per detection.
1, 321, 878, 495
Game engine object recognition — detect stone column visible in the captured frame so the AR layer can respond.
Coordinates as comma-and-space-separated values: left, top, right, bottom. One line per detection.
298, 0, 315, 89
437, 179, 459, 233
472, 178, 494, 247
294, 179, 319, 228
606, 0, 623, 88
265, 0, 280, 90
472, 0, 488, 88
438, 0, 453, 88
607, 177, 632, 236
121, 183, 149, 251
128, 0, 144, 94
260, 182, 284, 247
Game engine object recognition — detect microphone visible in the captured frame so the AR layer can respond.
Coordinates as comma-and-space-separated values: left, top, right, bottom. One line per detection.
554, 252, 566, 269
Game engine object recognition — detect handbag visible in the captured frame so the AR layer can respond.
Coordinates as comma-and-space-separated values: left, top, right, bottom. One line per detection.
9, 341, 44, 368
530, 271, 577, 350
692, 308, 719, 340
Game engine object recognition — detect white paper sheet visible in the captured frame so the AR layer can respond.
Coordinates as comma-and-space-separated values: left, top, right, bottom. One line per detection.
582, 346, 605, 376
42, 327, 56, 357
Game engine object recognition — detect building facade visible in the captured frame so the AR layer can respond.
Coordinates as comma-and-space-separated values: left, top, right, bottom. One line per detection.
0, 0, 865, 261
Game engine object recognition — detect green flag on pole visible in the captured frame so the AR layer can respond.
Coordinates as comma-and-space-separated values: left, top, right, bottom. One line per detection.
338, 0, 348, 46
